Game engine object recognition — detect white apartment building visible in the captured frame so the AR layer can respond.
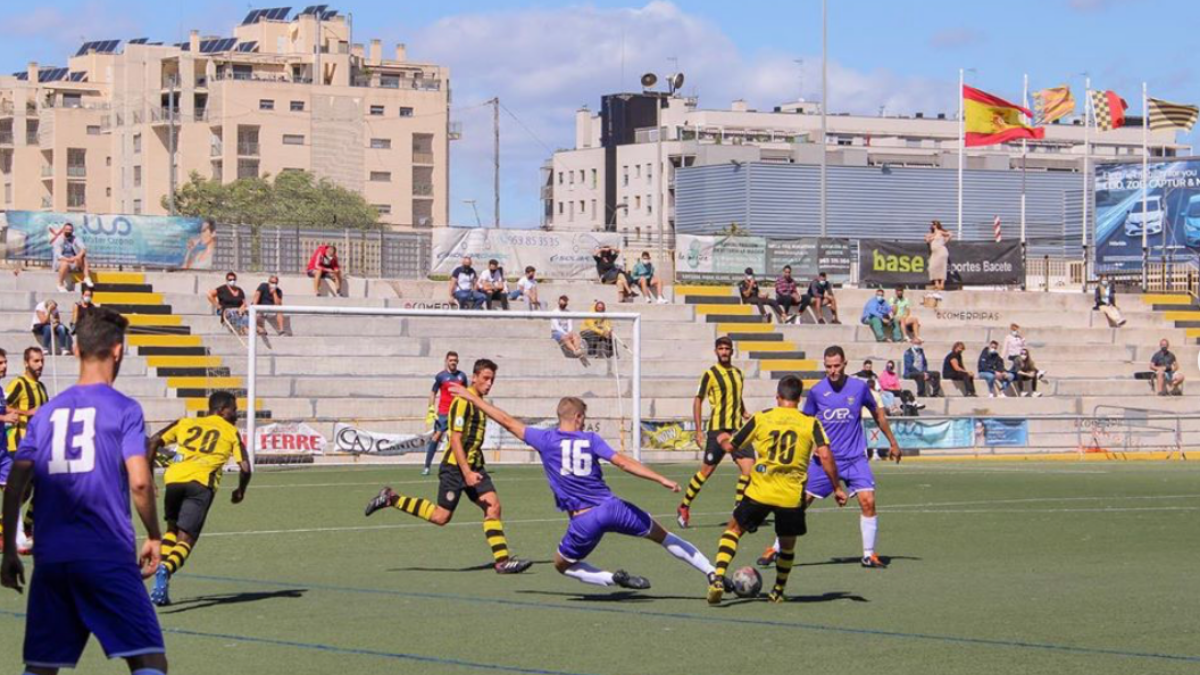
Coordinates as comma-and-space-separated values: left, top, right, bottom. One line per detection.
0, 6, 452, 228
543, 93, 1189, 236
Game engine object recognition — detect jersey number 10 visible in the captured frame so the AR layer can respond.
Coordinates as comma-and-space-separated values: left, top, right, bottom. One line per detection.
48, 407, 97, 475
559, 439, 593, 477
766, 430, 798, 464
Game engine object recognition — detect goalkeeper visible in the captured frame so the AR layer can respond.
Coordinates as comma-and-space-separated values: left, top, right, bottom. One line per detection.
422, 351, 468, 476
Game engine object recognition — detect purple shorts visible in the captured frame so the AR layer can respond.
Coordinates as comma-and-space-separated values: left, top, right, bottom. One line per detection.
0, 450, 11, 485
806, 455, 876, 499
25, 560, 165, 668
558, 497, 654, 563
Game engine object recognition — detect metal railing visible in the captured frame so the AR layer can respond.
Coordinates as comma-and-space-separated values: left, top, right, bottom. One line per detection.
1027, 256, 1085, 292
412, 151, 434, 165
412, 183, 433, 197
66, 165, 86, 178
237, 141, 260, 156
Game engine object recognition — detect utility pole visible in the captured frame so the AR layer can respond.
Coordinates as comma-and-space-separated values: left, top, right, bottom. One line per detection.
819, 0, 828, 237
168, 76, 177, 215
490, 97, 500, 228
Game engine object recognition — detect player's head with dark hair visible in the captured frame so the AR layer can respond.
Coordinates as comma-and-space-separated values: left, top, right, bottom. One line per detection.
74, 307, 129, 378
823, 345, 846, 382
824, 345, 845, 361
488, 259, 499, 268
714, 336, 734, 365
777, 375, 804, 403
472, 358, 498, 396
556, 396, 588, 427
524, 266, 536, 275
445, 351, 460, 371
558, 295, 569, 309
208, 390, 239, 423
23, 346, 44, 379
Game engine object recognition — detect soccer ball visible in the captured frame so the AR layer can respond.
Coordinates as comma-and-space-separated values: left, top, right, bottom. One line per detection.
731, 566, 762, 598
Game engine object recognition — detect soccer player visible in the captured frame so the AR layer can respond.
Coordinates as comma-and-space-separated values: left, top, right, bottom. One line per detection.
365, 359, 532, 574
422, 351, 469, 476
146, 391, 252, 606
0, 307, 168, 675
448, 384, 719, 590
676, 336, 751, 528
5, 346, 49, 551
706, 375, 845, 605
758, 345, 902, 569
0, 348, 24, 552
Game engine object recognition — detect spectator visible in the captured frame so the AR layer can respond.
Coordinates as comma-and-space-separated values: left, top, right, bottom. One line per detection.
184, 218, 217, 270
738, 268, 785, 322
252, 274, 289, 336
861, 289, 901, 342
774, 265, 810, 324
977, 340, 1015, 398
70, 286, 98, 333
481, 259, 510, 310
1012, 348, 1043, 398
891, 287, 921, 341
630, 251, 668, 304
876, 359, 906, 415
593, 245, 635, 302
852, 359, 878, 387
31, 299, 71, 355
551, 295, 585, 358
903, 338, 943, 397
1150, 339, 1185, 396
1094, 275, 1127, 327
508, 265, 542, 310
448, 255, 487, 310
1002, 323, 1026, 369
580, 301, 616, 358
208, 271, 249, 336
807, 271, 841, 324
925, 220, 951, 294
942, 341, 977, 396
306, 243, 343, 296
49, 222, 92, 292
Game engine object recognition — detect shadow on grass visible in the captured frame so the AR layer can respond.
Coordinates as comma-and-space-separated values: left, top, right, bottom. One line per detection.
517, 589, 698, 603
795, 555, 920, 568
389, 560, 554, 573
161, 589, 307, 615
718, 590, 870, 607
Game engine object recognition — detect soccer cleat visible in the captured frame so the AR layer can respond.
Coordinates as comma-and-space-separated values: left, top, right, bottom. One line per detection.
612, 569, 651, 590
364, 487, 399, 517
494, 557, 533, 574
861, 553, 888, 569
706, 573, 727, 605
756, 546, 777, 568
150, 564, 171, 607
767, 588, 786, 604
420, 466, 430, 476
676, 505, 690, 529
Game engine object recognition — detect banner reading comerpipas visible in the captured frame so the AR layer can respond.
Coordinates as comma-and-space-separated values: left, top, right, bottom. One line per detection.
431, 228, 622, 280
859, 239, 1023, 286
1, 211, 214, 269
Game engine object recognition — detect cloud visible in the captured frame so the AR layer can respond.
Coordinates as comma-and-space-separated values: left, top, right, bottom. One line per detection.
928, 27, 987, 50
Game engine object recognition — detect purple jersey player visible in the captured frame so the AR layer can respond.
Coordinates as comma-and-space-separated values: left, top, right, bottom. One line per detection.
449, 384, 720, 591
1, 307, 168, 675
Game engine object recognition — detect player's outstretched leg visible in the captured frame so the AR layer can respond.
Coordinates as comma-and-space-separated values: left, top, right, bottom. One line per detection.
477, 493, 532, 574
677, 463, 715, 528
557, 556, 650, 590
642, 520, 716, 577
767, 537, 797, 603
708, 526, 743, 605
364, 487, 437, 522
858, 490, 885, 568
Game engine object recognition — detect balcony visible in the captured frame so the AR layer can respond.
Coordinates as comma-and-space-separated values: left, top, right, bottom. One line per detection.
0, 101, 12, 116
67, 195, 86, 210
67, 165, 86, 178
412, 151, 434, 165
0, 132, 12, 145
237, 141, 260, 156
41, 166, 53, 178
413, 183, 433, 197
41, 197, 52, 208
210, 141, 223, 157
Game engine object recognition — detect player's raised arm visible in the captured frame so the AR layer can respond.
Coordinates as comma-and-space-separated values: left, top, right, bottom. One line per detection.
609, 453, 679, 492
447, 382, 527, 441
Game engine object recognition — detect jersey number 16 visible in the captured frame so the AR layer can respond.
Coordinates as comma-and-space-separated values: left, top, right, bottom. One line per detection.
559, 440, 593, 477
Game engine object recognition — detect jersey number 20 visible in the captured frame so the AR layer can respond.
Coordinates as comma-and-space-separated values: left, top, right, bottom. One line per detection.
48, 407, 97, 475
559, 440, 593, 477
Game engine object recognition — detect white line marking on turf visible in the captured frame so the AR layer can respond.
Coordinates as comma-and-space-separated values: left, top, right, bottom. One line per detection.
881, 494, 1200, 510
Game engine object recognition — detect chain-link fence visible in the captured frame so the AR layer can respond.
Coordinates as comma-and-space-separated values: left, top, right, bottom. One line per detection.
213, 224, 430, 279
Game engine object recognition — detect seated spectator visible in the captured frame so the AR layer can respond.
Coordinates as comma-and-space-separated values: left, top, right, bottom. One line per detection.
978, 340, 1015, 398
942, 341, 977, 396
807, 271, 841, 324
508, 266, 542, 310
1094, 275, 1127, 327
1002, 323, 1026, 371
580, 301, 615, 358
50, 223, 92, 292
252, 274, 290, 336
31, 299, 71, 355
630, 251, 668, 304
70, 287, 98, 334
903, 338, 942, 397
207, 271, 249, 336
306, 243, 343, 296
481, 259, 510, 310
874, 359, 904, 413
1151, 339, 1185, 396
551, 295, 585, 358
861, 289, 901, 342
891, 287, 921, 341
448, 256, 487, 310
774, 265, 810, 324
1012, 348, 1043, 397
852, 359, 878, 387
738, 268, 784, 323
593, 246, 636, 302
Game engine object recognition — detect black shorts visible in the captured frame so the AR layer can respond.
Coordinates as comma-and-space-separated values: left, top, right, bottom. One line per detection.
733, 496, 807, 537
164, 482, 216, 537
702, 430, 755, 466
437, 463, 496, 511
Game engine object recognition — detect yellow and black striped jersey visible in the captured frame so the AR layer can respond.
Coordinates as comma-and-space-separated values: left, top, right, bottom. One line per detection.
443, 389, 487, 469
696, 364, 745, 431
729, 407, 829, 509
160, 415, 247, 490
6, 374, 49, 449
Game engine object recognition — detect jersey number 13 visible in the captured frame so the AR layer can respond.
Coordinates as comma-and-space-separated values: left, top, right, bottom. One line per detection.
48, 407, 97, 475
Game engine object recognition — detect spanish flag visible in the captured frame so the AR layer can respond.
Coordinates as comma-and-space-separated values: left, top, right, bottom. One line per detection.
963, 85, 1045, 147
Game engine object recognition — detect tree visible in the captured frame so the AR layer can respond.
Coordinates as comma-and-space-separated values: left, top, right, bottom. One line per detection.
166, 171, 382, 229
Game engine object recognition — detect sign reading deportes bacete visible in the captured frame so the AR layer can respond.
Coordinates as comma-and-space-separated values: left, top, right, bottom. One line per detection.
859, 240, 1023, 286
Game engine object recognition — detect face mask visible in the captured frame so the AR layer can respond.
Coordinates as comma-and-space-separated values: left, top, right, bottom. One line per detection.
886, 365, 894, 371
1011, 330, 1019, 336
227, 280, 237, 287
990, 348, 997, 355
82, 297, 92, 304
268, 283, 277, 290
65, 232, 74, 240
876, 296, 885, 301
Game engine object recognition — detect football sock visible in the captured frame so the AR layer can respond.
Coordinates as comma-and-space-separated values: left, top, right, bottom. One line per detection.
563, 562, 614, 587
161, 532, 177, 562
714, 529, 742, 578
734, 475, 750, 505
773, 542, 796, 594
394, 495, 435, 522
680, 470, 710, 507
164, 541, 192, 575
861, 515, 878, 557
422, 439, 439, 468
483, 518, 510, 563
661, 533, 715, 575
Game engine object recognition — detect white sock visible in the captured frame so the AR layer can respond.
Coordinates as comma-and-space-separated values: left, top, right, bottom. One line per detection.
15, 526, 30, 550
772, 536, 780, 554
661, 532, 715, 575
861, 515, 878, 557
563, 562, 615, 587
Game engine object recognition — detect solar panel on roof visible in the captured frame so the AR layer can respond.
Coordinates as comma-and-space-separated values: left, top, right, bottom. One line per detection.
236, 41, 259, 52
128, 38, 149, 44
242, 9, 263, 24
14, 72, 28, 81
69, 72, 88, 82
176, 41, 190, 51
321, 10, 336, 19
39, 68, 68, 83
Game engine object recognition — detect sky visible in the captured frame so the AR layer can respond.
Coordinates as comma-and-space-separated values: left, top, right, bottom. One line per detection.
3, 0, 1199, 227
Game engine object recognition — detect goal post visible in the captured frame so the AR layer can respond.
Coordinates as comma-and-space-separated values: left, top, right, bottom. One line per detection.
245, 305, 643, 466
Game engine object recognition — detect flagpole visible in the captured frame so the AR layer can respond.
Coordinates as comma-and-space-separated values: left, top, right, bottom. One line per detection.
819, 0, 828, 238
958, 68, 964, 238
1082, 76, 1091, 283
1142, 81, 1149, 290
1020, 73, 1028, 246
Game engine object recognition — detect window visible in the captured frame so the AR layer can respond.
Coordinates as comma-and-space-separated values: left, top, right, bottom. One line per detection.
591, 199, 597, 218
635, 195, 642, 210
237, 159, 259, 179
370, 171, 392, 182
259, 99, 275, 111
622, 166, 628, 186
370, 105, 385, 116
569, 172, 574, 185
635, 165, 641, 179
381, 75, 400, 89
282, 134, 305, 145
4, 183, 10, 203
399, 107, 414, 117
63, 93, 82, 108
412, 198, 433, 227
373, 203, 392, 215
106, 156, 111, 167
647, 164, 653, 183
105, 187, 111, 197
132, 133, 141, 154
591, 168, 597, 188
647, 196, 653, 216
67, 183, 86, 208
558, 201, 564, 215
133, 199, 143, 214
370, 138, 391, 149
290, 100, 305, 112
558, 172, 564, 185
579, 200, 585, 215
87, 125, 101, 136
412, 134, 434, 163
133, 166, 142, 187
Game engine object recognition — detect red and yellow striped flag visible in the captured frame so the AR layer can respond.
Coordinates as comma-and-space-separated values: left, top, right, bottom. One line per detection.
963, 85, 1045, 147
1032, 86, 1074, 125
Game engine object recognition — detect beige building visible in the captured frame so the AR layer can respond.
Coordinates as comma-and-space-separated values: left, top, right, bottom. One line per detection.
0, 7, 452, 228
544, 93, 1190, 235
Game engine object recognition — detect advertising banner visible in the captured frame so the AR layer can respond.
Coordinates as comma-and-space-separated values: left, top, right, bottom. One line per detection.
255, 422, 327, 455
867, 418, 975, 450
1094, 159, 1200, 270
975, 418, 1029, 447
859, 239, 1023, 286
431, 228, 622, 280
675, 234, 768, 281
1, 211, 213, 269
333, 423, 432, 455
765, 238, 853, 283
640, 419, 699, 450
